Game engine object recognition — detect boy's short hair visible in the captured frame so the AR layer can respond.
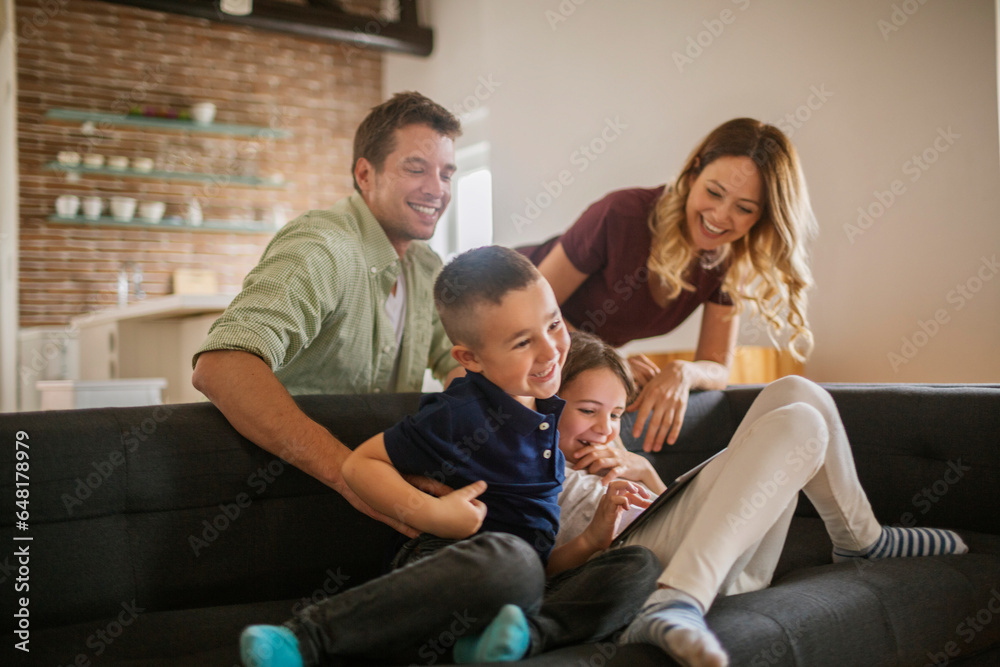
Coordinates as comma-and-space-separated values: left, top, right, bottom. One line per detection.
353, 91, 462, 193
561, 331, 638, 403
434, 246, 542, 348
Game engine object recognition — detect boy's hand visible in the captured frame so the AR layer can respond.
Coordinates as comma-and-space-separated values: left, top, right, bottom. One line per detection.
582, 480, 652, 551
403, 474, 454, 498
428, 480, 489, 539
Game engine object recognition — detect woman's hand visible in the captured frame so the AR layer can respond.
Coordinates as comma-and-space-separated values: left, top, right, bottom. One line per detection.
627, 354, 660, 388
627, 360, 693, 452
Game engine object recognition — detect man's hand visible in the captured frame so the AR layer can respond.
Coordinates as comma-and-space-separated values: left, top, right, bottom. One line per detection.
194, 350, 426, 537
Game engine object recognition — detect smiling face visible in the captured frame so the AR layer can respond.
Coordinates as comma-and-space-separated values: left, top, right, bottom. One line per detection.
556, 367, 629, 460
453, 278, 570, 409
684, 155, 764, 252
355, 123, 456, 257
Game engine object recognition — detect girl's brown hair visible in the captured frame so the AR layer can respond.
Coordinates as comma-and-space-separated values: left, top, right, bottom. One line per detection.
560, 331, 637, 402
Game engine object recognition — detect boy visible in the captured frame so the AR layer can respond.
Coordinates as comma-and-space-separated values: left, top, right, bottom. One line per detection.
240, 246, 659, 667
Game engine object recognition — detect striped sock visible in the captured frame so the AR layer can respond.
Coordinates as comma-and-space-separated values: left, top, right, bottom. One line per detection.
619, 590, 728, 667
833, 525, 968, 562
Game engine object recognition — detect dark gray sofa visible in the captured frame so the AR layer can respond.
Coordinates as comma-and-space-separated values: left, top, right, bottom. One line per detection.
3, 383, 999, 666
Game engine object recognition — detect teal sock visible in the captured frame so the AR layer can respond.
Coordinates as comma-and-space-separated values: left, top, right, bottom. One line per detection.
240, 625, 304, 667
453, 604, 531, 664
833, 525, 968, 562
619, 589, 728, 667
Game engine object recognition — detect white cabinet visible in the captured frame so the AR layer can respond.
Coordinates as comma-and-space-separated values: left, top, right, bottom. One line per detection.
73, 294, 233, 404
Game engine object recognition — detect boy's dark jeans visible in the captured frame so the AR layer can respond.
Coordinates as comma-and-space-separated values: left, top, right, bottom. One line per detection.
288, 532, 660, 665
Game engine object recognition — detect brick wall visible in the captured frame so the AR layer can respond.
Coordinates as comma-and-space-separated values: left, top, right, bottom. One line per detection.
15, 0, 383, 327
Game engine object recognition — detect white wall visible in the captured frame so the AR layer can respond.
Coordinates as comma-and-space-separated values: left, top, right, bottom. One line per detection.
387, 0, 1000, 383
0, 0, 19, 411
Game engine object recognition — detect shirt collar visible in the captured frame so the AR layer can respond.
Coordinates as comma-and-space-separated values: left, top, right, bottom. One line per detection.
465, 371, 565, 436
349, 192, 402, 275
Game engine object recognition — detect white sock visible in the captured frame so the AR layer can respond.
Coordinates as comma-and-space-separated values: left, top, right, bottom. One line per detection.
833, 525, 968, 562
619, 589, 728, 667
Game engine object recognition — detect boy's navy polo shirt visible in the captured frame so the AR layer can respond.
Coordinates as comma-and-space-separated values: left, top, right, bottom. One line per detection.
383, 371, 566, 563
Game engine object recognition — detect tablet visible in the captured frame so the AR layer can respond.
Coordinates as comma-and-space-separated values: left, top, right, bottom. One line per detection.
610, 450, 724, 548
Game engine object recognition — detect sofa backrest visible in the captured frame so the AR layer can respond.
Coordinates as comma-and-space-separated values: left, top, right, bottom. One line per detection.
2, 382, 997, 629
0, 394, 420, 628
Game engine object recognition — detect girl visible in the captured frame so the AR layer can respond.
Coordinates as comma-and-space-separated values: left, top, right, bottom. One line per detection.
548, 332, 968, 667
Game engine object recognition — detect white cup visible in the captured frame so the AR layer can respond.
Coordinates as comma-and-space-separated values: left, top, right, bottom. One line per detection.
55, 195, 80, 218
83, 153, 105, 168
57, 151, 81, 167
82, 196, 103, 220
139, 200, 166, 223
132, 157, 154, 173
111, 197, 137, 222
108, 156, 129, 171
190, 102, 217, 125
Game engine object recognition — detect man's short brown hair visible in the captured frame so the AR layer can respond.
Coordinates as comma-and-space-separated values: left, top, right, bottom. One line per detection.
352, 91, 462, 193
434, 246, 541, 348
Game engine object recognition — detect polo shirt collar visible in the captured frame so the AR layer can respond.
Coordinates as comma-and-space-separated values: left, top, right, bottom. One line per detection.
466, 371, 565, 436
350, 192, 402, 274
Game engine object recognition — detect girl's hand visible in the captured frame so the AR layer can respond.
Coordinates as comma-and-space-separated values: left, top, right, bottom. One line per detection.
569, 441, 630, 482
581, 480, 652, 551
627, 360, 692, 452
570, 443, 667, 493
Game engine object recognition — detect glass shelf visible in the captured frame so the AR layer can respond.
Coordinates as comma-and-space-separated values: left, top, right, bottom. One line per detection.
44, 162, 287, 188
46, 215, 277, 235
45, 108, 293, 139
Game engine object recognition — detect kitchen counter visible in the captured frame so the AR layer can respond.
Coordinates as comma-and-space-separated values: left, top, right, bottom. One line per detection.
72, 293, 235, 327
72, 294, 235, 404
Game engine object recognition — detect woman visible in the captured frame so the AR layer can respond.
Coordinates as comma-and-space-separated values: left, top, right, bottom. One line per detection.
519, 118, 816, 452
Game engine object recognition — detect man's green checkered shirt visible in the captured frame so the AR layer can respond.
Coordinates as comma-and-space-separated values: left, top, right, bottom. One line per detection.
194, 193, 458, 395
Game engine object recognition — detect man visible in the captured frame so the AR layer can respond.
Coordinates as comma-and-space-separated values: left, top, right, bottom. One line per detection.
192, 92, 464, 536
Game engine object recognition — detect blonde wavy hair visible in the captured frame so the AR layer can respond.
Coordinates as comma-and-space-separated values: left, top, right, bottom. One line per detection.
647, 118, 817, 360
